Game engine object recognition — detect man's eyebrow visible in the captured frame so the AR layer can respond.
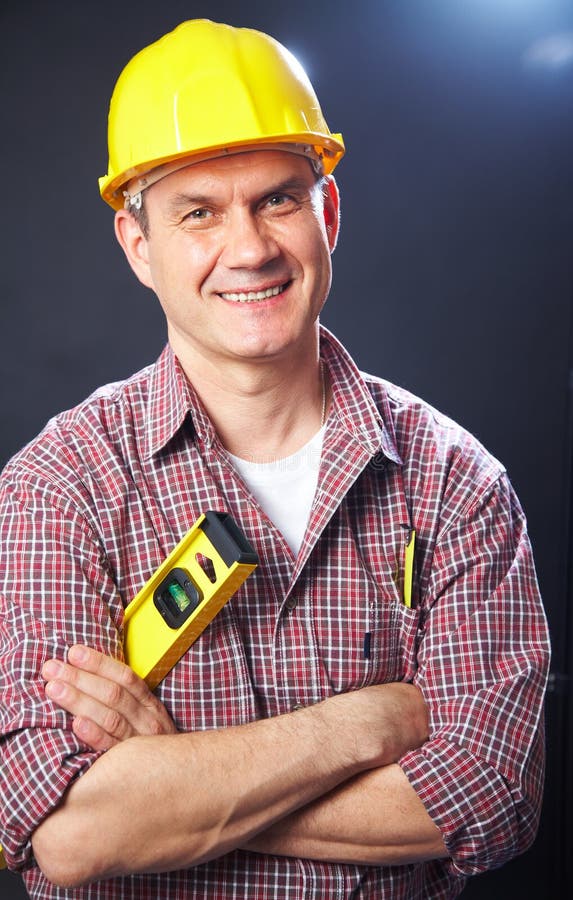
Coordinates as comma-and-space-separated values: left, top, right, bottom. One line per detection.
260, 176, 317, 198
164, 176, 316, 216
165, 192, 213, 217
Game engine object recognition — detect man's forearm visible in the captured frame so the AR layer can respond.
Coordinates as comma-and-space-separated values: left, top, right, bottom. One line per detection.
31, 683, 427, 887
243, 762, 448, 866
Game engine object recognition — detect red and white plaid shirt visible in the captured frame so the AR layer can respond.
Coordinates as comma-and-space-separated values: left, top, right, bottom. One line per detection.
0, 327, 550, 899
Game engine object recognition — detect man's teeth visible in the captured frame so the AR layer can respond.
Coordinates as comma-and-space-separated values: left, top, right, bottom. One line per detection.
220, 284, 285, 302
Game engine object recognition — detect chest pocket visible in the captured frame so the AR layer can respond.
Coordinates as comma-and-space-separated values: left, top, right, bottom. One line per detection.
305, 544, 422, 694
304, 464, 422, 694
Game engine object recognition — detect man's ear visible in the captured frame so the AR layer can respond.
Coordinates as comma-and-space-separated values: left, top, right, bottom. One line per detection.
322, 176, 340, 252
114, 209, 155, 290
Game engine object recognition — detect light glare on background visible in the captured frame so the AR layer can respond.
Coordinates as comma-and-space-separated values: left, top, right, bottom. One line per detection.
523, 32, 573, 67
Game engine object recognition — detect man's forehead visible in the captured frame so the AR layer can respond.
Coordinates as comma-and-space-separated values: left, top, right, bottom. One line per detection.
150, 150, 318, 199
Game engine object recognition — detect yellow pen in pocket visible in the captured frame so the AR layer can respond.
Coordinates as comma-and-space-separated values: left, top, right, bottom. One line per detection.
403, 528, 416, 608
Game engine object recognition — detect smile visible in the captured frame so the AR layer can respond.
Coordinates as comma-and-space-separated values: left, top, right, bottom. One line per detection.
219, 283, 288, 303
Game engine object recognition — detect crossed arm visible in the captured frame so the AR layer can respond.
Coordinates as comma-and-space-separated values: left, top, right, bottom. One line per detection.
33, 646, 447, 887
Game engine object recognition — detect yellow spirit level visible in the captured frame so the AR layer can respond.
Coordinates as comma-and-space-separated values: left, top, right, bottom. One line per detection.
123, 511, 258, 689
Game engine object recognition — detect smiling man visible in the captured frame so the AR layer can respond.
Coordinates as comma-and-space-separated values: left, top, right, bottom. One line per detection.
117, 149, 340, 462
0, 19, 550, 900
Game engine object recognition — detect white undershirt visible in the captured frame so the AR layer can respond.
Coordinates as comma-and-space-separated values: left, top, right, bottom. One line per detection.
228, 425, 326, 556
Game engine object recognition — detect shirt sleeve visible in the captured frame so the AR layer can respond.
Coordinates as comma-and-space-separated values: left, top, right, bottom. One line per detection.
0, 471, 124, 870
399, 470, 550, 876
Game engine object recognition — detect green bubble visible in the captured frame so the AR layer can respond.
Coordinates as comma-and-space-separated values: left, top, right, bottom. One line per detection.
168, 581, 191, 612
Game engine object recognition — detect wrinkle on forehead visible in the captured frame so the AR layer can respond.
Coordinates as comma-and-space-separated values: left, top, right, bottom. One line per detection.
147, 152, 323, 224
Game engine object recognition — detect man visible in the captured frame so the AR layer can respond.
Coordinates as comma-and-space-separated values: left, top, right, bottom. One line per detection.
0, 19, 550, 899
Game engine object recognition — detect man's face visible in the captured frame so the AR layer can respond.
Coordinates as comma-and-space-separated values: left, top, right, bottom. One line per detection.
118, 150, 339, 373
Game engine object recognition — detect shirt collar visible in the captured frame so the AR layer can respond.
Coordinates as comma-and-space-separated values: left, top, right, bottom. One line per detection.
143, 332, 403, 467
143, 346, 217, 459
320, 326, 403, 467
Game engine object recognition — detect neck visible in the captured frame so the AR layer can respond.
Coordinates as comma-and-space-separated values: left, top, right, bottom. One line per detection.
172, 342, 328, 461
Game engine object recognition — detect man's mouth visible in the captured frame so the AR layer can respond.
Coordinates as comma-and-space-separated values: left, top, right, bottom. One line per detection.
219, 283, 288, 303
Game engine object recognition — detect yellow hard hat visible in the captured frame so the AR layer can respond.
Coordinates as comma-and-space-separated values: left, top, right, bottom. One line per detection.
99, 19, 345, 210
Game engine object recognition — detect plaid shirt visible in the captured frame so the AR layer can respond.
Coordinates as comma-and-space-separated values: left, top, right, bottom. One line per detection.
0, 327, 550, 899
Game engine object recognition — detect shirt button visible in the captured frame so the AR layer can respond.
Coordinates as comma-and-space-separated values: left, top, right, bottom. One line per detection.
292, 703, 305, 711
285, 597, 297, 610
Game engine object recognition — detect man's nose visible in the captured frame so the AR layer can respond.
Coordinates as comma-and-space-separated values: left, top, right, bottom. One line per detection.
220, 209, 280, 269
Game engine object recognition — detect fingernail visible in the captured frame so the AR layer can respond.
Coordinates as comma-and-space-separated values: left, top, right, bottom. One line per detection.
74, 717, 90, 737
68, 645, 89, 664
46, 680, 65, 699
42, 659, 63, 679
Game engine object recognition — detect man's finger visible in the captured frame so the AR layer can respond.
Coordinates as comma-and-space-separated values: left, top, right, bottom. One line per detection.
67, 645, 149, 700
42, 648, 178, 742
73, 715, 120, 752
44, 679, 134, 741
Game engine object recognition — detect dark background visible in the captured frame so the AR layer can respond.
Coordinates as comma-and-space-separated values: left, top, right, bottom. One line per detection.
1, 0, 572, 896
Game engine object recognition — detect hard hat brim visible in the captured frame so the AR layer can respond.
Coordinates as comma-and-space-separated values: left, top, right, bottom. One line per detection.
100, 133, 344, 211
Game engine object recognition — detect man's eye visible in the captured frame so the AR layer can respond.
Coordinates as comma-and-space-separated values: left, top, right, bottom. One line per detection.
267, 194, 289, 208
181, 206, 213, 226
184, 208, 212, 222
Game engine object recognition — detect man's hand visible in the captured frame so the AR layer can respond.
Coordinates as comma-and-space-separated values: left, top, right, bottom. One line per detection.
42, 645, 177, 750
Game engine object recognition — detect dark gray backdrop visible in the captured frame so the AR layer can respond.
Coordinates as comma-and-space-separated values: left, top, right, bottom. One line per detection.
2, 0, 572, 897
